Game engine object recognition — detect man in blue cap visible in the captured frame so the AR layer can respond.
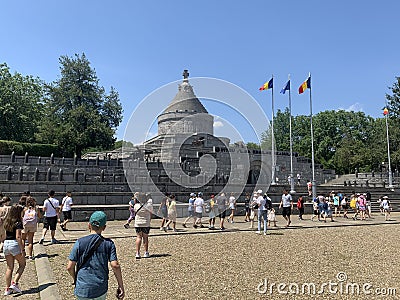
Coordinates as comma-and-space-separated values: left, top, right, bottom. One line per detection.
67, 211, 125, 299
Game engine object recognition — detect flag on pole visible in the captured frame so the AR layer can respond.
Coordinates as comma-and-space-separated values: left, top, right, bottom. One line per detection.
259, 78, 273, 91
383, 108, 389, 115
298, 76, 311, 94
280, 80, 290, 94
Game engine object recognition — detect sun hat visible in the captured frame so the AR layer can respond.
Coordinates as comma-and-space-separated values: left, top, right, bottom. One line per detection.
89, 211, 107, 227
257, 189, 263, 194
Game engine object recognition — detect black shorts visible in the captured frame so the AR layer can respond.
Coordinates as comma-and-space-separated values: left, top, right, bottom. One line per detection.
195, 212, 203, 219
245, 207, 250, 214
43, 216, 58, 230
135, 227, 150, 235
218, 208, 226, 219
282, 207, 291, 217
63, 210, 72, 220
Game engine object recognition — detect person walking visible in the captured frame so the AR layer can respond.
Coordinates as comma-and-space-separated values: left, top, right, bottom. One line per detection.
243, 192, 251, 222
3, 204, 25, 295
157, 195, 169, 230
182, 193, 196, 228
227, 193, 236, 224
124, 193, 138, 229
296, 196, 305, 220
215, 193, 227, 230
279, 189, 293, 227
381, 196, 391, 221
39, 190, 60, 245
256, 190, 268, 235
0, 197, 12, 256
164, 195, 177, 232
207, 195, 216, 229
134, 193, 153, 258
60, 191, 73, 231
193, 192, 205, 228
67, 211, 125, 299
21, 197, 39, 260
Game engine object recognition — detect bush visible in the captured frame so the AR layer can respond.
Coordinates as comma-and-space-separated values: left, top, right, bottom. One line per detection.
0, 140, 62, 157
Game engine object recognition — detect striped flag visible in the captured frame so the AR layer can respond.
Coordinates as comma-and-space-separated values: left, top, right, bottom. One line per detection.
299, 76, 311, 94
259, 78, 273, 91
383, 108, 389, 115
280, 80, 290, 94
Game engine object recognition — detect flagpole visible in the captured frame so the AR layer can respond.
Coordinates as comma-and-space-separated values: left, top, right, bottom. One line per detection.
309, 73, 317, 199
384, 104, 393, 188
288, 74, 295, 194
271, 74, 276, 185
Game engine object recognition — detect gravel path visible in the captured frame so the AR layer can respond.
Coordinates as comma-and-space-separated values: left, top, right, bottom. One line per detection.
46, 223, 400, 300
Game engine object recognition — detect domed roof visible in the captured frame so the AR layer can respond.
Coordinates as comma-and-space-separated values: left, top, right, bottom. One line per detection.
161, 70, 208, 114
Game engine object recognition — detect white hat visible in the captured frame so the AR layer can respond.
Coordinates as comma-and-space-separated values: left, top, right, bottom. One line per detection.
383, 196, 389, 199
257, 189, 263, 194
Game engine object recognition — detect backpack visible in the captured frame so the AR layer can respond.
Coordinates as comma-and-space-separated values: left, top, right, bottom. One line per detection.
204, 202, 211, 213
23, 208, 37, 226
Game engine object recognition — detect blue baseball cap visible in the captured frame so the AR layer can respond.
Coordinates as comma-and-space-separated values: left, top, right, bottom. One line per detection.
89, 211, 107, 227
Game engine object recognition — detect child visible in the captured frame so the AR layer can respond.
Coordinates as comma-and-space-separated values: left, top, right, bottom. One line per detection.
267, 208, 277, 227
124, 193, 138, 229
3, 204, 26, 295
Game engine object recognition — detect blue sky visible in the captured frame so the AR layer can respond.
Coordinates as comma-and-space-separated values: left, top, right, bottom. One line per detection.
1, 1, 399, 143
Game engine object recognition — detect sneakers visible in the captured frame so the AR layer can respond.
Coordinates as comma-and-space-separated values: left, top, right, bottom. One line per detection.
123, 224, 129, 229
264, 232, 268, 236
3, 288, 12, 295
28, 256, 35, 261
143, 251, 150, 258
182, 223, 187, 228
10, 282, 22, 293
38, 238, 44, 245
135, 253, 141, 259
51, 239, 59, 244
256, 231, 261, 234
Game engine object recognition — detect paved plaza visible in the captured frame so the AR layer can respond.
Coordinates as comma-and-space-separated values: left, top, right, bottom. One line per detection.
1, 213, 399, 299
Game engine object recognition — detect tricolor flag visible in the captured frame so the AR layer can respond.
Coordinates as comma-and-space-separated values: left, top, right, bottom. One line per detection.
298, 76, 311, 94
280, 80, 290, 94
383, 108, 389, 116
259, 78, 273, 91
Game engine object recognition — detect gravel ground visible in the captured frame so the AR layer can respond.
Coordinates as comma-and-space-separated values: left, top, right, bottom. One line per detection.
46, 223, 400, 300
0, 254, 40, 299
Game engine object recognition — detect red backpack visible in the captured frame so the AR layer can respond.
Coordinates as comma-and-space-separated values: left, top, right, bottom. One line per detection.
297, 198, 303, 209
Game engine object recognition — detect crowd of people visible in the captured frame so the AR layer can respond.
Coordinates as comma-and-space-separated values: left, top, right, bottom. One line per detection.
0, 190, 75, 296
0, 187, 394, 298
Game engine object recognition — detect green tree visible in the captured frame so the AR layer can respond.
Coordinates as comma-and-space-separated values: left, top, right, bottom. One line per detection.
0, 63, 44, 142
386, 77, 400, 170
37, 54, 123, 157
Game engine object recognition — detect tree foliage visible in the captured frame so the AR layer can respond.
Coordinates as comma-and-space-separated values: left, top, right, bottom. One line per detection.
262, 104, 400, 174
0, 63, 44, 142
37, 54, 123, 157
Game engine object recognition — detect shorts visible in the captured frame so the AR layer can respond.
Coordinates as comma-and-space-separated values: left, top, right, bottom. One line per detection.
76, 293, 107, 300
282, 207, 291, 217
195, 212, 203, 219
3, 240, 22, 256
135, 227, 150, 235
187, 210, 194, 218
359, 206, 366, 211
22, 224, 37, 233
313, 209, 319, 215
63, 210, 72, 220
245, 207, 250, 214
43, 216, 58, 230
341, 204, 348, 210
217, 208, 226, 219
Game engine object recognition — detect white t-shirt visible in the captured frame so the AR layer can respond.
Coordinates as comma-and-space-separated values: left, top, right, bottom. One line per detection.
229, 196, 236, 208
281, 194, 292, 208
256, 196, 266, 211
194, 197, 204, 213
61, 196, 73, 212
44, 197, 60, 217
